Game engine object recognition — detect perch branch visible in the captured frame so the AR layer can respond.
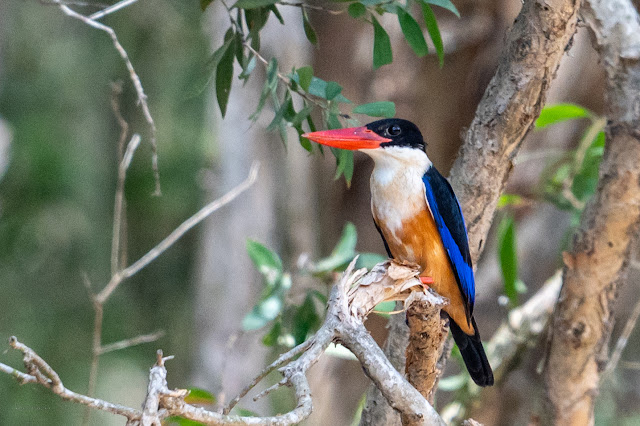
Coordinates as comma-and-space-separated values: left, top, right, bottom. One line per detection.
2, 260, 451, 425
404, 291, 450, 405
544, 1, 640, 423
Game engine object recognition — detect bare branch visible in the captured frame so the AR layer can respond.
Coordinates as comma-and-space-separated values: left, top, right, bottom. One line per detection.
450, 0, 580, 262
96, 162, 260, 304
404, 291, 449, 405
3, 261, 447, 425
223, 337, 314, 414
52, 0, 161, 194
112, 133, 140, 275
89, 0, 139, 20
4, 337, 141, 422
99, 330, 166, 355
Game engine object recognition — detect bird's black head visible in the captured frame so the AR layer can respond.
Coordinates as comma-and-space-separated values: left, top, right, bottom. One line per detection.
365, 119, 426, 151
302, 118, 426, 152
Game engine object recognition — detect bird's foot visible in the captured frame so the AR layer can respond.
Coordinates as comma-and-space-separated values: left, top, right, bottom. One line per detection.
420, 276, 434, 288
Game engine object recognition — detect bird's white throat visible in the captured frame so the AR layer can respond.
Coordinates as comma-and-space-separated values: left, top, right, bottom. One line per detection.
361, 146, 432, 233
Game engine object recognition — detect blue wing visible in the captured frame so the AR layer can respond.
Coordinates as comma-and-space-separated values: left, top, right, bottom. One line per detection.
422, 167, 475, 319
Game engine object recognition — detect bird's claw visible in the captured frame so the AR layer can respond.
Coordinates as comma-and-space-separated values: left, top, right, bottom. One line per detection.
420, 276, 434, 287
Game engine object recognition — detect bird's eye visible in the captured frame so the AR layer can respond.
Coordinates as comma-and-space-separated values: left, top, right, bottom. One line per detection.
387, 125, 401, 136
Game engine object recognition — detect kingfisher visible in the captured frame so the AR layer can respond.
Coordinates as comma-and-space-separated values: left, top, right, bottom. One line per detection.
303, 118, 494, 387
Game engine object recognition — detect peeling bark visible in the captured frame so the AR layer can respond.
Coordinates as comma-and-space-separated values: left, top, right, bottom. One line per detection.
404, 291, 449, 406
544, 2, 640, 424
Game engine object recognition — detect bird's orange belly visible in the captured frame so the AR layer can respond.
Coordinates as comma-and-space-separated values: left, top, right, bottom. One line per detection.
375, 208, 474, 335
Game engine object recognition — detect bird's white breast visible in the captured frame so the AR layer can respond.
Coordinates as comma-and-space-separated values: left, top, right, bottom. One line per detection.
362, 146, 433, 241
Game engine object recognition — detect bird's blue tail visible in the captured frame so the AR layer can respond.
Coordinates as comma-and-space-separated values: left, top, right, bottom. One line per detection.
450, 318, 494, 387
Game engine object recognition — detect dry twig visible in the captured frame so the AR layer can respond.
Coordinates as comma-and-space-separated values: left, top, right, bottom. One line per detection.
51, 0, 161, 194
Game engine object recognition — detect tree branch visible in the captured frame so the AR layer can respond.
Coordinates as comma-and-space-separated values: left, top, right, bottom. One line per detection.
450, 0, 580, 261
1, 260, 450, 425
544, 1, 640, 423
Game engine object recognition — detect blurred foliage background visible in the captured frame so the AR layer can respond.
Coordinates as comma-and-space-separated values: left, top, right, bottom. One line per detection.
1, 0, 640, 425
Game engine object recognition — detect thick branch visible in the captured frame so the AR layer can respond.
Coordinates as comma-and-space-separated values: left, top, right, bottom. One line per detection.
544, 2, 640, 424
404, 291, 449, 406
450, 0, 580, 261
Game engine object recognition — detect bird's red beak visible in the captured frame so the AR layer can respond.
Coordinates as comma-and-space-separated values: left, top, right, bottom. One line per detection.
302, 126, 391, 150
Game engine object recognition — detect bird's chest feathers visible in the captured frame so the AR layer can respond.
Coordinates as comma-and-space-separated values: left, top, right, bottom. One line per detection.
370, 167, 428, 234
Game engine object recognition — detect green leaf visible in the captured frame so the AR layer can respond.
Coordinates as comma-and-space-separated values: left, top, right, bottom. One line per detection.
425, 0, 460, 18
397, 8, 429, 57
187, 35, 235, 98
234, 408, 260, 417
372, 16, 393, 69
373, 300, 396, 318
243, 295, 284, 330
292, 294, 321, 344
497, 214, 520, 306
166, 416, 205, 426
250, 57, 279, 120
497, 194, 523, 208
438, 374, 467, 391
359, 0, 390, 5
302, 9, 318, 45
246, 239, 283, 284
313, 223, 358, 272
239, 55, 257, 82
421, 3, 444, 67
268, 4, 285, 24
572, 130, 605, 203
306, 77, 351, 102
267, 94, 293, 132
290, 105, 313, 128
355, 252, 387, 269
348, 2, 367, 18
233, 0, 278, 9
216, 34, 236, 117
353, 101, 396, 118
296, 66, 313, 92
325, 81, 343, 100
262, 319, 282, 346
309, 289, 328, 305
200, 0, 215, 10
535, 103, 592, 128
335, 148, 354, 184
184, 388, 216, 405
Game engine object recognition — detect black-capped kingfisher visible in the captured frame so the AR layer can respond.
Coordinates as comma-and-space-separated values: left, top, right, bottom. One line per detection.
303, 118, 494, 387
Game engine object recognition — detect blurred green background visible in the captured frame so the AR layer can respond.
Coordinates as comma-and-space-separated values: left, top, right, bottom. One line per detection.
0, 1, 210, 423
